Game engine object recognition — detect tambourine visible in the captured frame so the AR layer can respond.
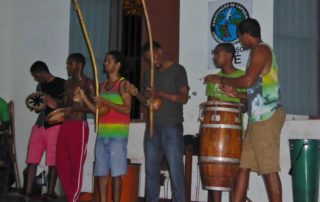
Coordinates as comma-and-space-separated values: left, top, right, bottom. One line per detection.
26, 92, 46, 111
46, 108, 67, 125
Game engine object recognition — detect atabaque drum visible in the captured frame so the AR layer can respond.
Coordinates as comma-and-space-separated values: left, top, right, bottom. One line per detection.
198, 101, 242, 191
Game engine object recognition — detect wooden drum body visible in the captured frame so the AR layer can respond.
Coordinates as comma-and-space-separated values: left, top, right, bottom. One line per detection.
199, 101, 242, 191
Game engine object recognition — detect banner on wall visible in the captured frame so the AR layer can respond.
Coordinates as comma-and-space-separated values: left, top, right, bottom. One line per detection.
208, 0, 252, 70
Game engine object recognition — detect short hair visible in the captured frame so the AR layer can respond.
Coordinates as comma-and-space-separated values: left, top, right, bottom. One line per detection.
142, 41, 162, 53
67, 53, 86, 67
106, 50, 128, 79
238, 18, 261, 38
30, 61, 49, 73
215, 43, 236, 58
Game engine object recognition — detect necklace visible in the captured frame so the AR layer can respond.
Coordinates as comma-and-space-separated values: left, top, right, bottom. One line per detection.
105, 78, 120, 90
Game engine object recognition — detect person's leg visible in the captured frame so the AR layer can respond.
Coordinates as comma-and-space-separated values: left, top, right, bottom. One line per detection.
69, 121, 89, 202
162, 124, 185, 202
109, 137, 128, 202
212, 191, 222, 202
25, 125, 45, 196
56, 122, 72, 201
263, 172, 282, 202
232, 123, 258, 202
98, 176, 108, 202
207, 190, 222, 202
112, 176, 122, 202
94, 137, 110, 202
44, 125, 60, 197
144, 127, 162, 202
232, 168, 250, 202
251, 109, 286, 202
46, 166, 57, 196
25, 164, 37, 195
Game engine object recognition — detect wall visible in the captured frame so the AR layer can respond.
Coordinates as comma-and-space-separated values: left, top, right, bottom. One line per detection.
0, 0, 13, 100
0, 0, 70, 181
274, 0, 319, 115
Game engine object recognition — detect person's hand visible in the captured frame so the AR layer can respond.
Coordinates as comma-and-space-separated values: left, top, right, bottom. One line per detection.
125, 82, 139, 96
74, 87, 87, 103
147, 87, 163, 99
94, 96, 109, 108
219, 84, 238, 97
44, 95, 58, 109
204, 74, 221, 84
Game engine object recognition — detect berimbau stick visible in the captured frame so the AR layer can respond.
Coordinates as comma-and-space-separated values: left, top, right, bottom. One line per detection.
72, 0, 100, 132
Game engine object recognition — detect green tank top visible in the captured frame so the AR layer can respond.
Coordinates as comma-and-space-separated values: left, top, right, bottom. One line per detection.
247, 43, 282, 122
206, 69, 246, 103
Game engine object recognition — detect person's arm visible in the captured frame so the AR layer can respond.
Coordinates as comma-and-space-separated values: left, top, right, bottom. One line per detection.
77, 79, 96, 113
68, 79, 96, 113
76, 87, 96, 113
205, 45, 271, 88
153, 65, 190, 104
154, 85, 189, 104
98, 81, 132, 114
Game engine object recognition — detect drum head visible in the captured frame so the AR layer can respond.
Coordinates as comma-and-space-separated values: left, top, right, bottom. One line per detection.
46, 108, 66, 125
26, 92, 46, 111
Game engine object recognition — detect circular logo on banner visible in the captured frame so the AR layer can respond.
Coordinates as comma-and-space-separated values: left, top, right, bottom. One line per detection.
211, 2, 249, 44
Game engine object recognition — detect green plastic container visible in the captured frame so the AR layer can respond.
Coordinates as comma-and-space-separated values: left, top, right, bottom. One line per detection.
289, 139, 320, 202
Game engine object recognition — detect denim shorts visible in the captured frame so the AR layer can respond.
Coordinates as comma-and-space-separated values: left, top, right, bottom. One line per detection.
94, 136, 128, 177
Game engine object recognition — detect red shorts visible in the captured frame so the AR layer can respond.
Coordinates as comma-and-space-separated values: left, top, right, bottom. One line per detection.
26, 124, 60, 166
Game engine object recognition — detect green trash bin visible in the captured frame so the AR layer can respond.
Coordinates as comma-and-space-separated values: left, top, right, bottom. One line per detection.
289, 139, 320, 202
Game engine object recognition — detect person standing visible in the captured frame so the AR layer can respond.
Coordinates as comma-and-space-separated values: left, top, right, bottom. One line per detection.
56, 53, 95, 202
135, 41, 189, 202
24, 61, 65, 202
205, 18, 286, 202
77, 51, 131, 202
204, 43, 245, 202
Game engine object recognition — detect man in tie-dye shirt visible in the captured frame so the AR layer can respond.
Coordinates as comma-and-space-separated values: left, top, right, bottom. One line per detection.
78, 51, 131, 202
205, 18, 286, 202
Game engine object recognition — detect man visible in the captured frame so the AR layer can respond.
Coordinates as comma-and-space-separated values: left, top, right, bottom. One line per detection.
205, 18, 286, 202
205, 43, 245, 202
24, 61, 65, 202
56, 53, 95, 202
136, 41, 189, 202
0, 97, 10, 131
206, 43, 245, 103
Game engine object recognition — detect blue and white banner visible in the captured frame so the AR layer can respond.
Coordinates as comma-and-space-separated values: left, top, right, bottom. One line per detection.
208, 0, 252, 70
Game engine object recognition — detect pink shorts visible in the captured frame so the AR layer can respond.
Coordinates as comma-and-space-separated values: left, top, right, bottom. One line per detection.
26, 124, 60, 166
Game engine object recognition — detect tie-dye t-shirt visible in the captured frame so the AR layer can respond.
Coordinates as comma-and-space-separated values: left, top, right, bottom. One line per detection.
98, 78, 130, 138
206, 69, 246, 103
247, 44, 281, 122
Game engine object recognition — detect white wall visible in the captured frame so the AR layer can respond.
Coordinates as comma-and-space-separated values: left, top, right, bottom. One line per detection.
0, 0, 14, 100
0, 0, 70, 181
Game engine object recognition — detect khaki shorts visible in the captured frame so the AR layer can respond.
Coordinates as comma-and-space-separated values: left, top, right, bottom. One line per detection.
240, 107, 286, 175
